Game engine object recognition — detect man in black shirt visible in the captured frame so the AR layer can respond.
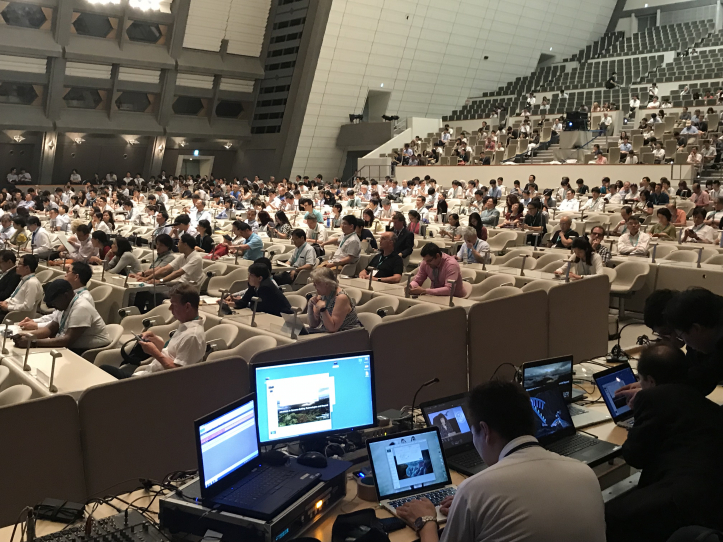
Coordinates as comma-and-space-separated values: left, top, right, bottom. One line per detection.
0, 250, 20, 301
390, 212, 414, 259
359, 231, 403, 283
547, 216, 579, 248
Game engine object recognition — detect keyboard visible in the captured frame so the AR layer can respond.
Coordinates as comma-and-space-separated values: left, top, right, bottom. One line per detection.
568, 404, 589, 416
453, 449, 484, 468
547, 433, 599, 456
388, 487, 456, 509
220, 466, 295, 505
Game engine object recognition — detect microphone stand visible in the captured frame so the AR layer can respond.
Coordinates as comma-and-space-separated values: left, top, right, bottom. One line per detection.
564, 259, 573, 283
48, 349, 61, 393
1, 320, 11, 354
447, 279, 456, 307
520, 254, 529, 277
404, 274, 411, 299
250, 296, 260, 327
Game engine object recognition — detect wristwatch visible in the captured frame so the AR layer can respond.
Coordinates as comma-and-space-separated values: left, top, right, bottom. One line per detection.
319, 305, 327, 313
414, 516, 438, 532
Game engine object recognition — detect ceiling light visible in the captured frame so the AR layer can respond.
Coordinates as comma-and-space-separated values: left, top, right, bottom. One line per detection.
128, 139, 138, 145
179, 140, 187, 147
157, 144, 164, 151
224, 142, 232, 149
87, 0, 121, 5
549, 47, 553, 51
12, 135, 24, 143
129, 0, 161, 10
48, 141, 54, 150
74, 137, 85, 145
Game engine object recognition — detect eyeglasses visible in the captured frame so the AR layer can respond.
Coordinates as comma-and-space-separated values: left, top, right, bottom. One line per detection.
590, 231, 604, 237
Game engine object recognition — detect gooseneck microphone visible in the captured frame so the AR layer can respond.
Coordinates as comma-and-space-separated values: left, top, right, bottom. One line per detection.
410, 377, 440, 429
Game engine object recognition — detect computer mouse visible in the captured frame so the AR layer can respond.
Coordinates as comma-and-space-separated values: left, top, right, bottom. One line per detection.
296, 451, 328, 468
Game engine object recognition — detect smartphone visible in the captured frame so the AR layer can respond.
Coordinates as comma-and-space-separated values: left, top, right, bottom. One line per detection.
132, 333, 148, 343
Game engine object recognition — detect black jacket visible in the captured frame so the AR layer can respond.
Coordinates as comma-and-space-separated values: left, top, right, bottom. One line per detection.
0, 268, 21, 301
392, 227, 414, 259
234, 277, 292, 317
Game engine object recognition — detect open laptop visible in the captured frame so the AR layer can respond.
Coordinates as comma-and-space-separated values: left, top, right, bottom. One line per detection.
366, 427, 456, 522
194, 393, 320, 520
593, 363, 638, 430
419, 393, 487, 476
522, 356, 610, 428
528, 385, 621, 467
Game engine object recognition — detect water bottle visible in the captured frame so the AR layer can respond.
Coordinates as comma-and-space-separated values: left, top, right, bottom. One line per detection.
325, 213, 330, 228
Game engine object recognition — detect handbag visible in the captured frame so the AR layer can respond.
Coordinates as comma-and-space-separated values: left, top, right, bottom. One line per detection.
120, 337, 150, 366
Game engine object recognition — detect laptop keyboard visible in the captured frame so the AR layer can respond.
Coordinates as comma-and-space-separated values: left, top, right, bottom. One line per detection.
388, 487, 456, 509
220, 466, 295, 505
568, 404, 589, 416
454, 449, 484, 468
547, 433, 598, 456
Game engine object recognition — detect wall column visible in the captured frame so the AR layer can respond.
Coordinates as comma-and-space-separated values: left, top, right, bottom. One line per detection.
144, 136, 166, 179
716, 0, 722, 31
38, 132, 58, 184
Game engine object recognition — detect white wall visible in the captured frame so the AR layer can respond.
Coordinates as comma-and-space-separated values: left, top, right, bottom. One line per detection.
624, 0, 696, 9
291, 0, 618, 181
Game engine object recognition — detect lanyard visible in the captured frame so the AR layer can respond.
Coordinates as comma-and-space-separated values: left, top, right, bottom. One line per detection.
11, 274, 34, 299
504, 441, 541, 459
58, 293, 80, 335
291, 243, 307, 266
630, 233, 640, 247
339, 233, 354, 249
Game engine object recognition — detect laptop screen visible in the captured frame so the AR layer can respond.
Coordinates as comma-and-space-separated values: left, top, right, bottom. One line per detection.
421, 396, 473, 449
528, 385, 576, 442
368, 428, 451, 500
522, 356, 574, 400
198, 397, 259, 490
596, 365, 637, 420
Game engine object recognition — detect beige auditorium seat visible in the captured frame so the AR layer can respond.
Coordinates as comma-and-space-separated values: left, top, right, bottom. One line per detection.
600, 267, 617, 284
487, 231, 518, 252
697, 248, 720, 262
204, 324, 241, 359
35, 269, 56, 284
357, 295, 400, 315
705, 254, 723, 265
90, 285, 114, 323
0, 365, 8, 391
199, 262, 228, 292
467, 275, 515, 298
494, 248, 533, 264
265, 244, 286, 257
610, 261, 651, 319
382, 303, 441, 322
533, 252, 567, 269
501, 256, 536, 270
119, 304, 173, 342
206, 335, 277, 363
343, 286, 363, 305
0, 384, 33, 406
284, 294, 308, 312
296, 283, 317, 296
460, 268, 477, 282
662, 250, 698, 263
539, 260, 566, 273
651, 244, 678, 259
3, 299, 42, 325
520, 280, 556, 292
82, 324, 124, 363
473, 286, 521, 301
207, 268, 248, 297
357, 312, 383, 331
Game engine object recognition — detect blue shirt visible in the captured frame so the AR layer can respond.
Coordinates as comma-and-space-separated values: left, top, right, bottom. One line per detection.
243, 233, 264, 260
488, 187, 502, 199
305, 210, 323, 223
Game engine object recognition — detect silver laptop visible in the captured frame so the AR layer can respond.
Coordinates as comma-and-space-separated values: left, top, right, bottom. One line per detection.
366, 427, 456, 523
522, 356, 610, 428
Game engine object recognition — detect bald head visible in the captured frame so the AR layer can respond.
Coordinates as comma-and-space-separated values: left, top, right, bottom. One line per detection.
380, 230, 396, 254
559, 216, 572, 231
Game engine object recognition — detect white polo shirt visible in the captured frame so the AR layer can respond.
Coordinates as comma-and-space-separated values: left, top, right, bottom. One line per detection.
135, 318, 206, 375
7, 274, 43, 312
57, 294, 110, 349
170, 251, 204, 284
440, 436, 606, 542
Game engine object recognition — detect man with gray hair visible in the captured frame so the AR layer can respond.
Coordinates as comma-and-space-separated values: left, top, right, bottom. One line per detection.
455, 227, 491, 264
359, 231, 404, 283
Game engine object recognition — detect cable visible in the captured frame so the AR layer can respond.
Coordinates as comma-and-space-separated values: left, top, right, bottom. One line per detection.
489, 362, 519, 382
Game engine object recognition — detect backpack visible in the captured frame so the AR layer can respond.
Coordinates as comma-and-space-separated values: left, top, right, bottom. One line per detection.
667, 527, 723, 542
311, 243, 325, 258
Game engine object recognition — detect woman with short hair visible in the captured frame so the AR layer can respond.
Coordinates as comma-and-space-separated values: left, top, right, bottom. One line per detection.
107, 236, 142, 275
307, 267, 361, 333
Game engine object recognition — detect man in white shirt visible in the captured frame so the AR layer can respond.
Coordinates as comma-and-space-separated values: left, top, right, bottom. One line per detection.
599, 113, 612, 132
319, 215, 361, 268
0, 254, 42, 315
148, 234, 204, 286
26, 217, 53, 260
583, 187, 605, 211
705, 197, 723, 227
396, 381, 606, 542
700, 142, 716, 165
0, 214, 15, 242
617, 216, 651, 255
13, 278, 110, 355
558, 189, 580, 212
275, 229, 317, 286
189, 199, 213, 228
629, 95, 641, 113
305, 215, 327, 243
456, 228, 490, 264
688, 146, 703, 166
683, 208, 718, 244
60, 224, 97, 263
102, 283, 206, 379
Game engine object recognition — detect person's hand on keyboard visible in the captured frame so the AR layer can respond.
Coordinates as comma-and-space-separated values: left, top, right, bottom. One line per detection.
439, 495, 455, 516
615, 381, 642, 408
396, 497, 436, 528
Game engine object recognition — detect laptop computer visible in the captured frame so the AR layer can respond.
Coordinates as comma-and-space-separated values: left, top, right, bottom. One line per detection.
528, 385, 621, 467
522, 356, 611, 428
419, 393, 487, 476
366, 427, 456, 523
593, 363, 638, 430
194, 393, 320, 520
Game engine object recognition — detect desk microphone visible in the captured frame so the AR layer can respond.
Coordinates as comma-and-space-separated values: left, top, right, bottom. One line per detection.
409, 377, 440, 429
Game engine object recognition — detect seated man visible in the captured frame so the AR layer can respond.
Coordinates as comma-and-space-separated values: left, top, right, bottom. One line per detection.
233, 222, 264, 260
130, 233, 176, 282
683, 207, 718, 244
19, 262, 94, 330
606, 345, 723, 542
275, 229, 317, 286
319, 215, 361, 269
101, 283, 206, 379
548, 216, 579, 249
359, 231, 403, 283
479, 197, 500, 227
26, 216, 53, 260
456, 227, 490, 264
397, 381, 605, 542
224, 262, 292, 316
0, 250, 20, 301
391, 212, 414, 259
13, 278, 110, 355
409, 243, 466, 297
57, 224, 97, 263
147, 233, 204, 286
0, 254, 43, 317
617, 216, 651, 255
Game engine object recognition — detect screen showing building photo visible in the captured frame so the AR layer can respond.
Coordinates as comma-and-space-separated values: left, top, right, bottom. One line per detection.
529, 387, 574, 440
524, 359, 573, 398
266, 373, 334, 440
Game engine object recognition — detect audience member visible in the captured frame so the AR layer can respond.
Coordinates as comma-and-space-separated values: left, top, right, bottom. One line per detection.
359, 231, 403, 283
617, 216, 651, 255
0, 250, 20, 301
409, 243, 466, 297
456, 227, 490, 264
319, 215, 361, 269
548, 216, 578, 248
306, 266, 361, 333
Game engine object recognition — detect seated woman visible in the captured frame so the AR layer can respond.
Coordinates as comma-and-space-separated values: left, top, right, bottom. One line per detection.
224, 262, 292, 317
272, 211, 292, 239
467, 212, 488, 241
440, 213, 463, 240
634, 190, 654, 216
555, 237, 603, 279
501, 202, 524, 228
89, 231, 112, 264
306, 267, 361, 333
194, 219, 214, 253
408, 210, 422, 235
648, 207, 677, 241
106, 237, 142, 275
257, 210, 273, 234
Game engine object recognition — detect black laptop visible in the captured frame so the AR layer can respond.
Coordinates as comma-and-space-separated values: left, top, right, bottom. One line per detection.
420, 393, 487, 476
194, 393, 320, 520
528, 385, 621, 468
593, 363, 638, 430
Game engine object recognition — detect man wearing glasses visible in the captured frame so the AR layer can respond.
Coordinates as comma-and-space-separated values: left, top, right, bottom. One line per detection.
589, 225, 611, 265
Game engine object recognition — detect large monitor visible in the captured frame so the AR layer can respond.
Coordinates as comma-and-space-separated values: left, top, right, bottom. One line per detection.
251, 352, 376, 445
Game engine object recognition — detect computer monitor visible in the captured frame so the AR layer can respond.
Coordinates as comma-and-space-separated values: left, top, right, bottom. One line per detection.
522, 355, 574, 401
251, 351, 376, 445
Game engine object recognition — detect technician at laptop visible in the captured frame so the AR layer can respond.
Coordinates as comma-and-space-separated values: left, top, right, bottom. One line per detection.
396, 381, 606, 542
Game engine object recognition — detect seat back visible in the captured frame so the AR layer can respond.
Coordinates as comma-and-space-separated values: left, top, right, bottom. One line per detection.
284, 294, 308, 312
205, 323, 240, 350
474, 286, 521, 301
468, 275, 515, 298
357, 295, 400, 315
520, 279, 556, 292
611, 261, 651, 291
663, 250, 698, 262
357, 312, 383, 331
501, 256, 536, 269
